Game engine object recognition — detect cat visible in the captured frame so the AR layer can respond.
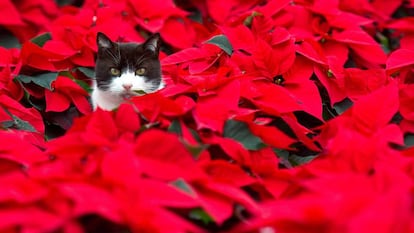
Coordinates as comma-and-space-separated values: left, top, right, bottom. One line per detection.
91, 32, 164, 110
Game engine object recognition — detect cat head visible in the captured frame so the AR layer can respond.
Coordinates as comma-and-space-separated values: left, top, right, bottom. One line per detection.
94, 32, 163, 99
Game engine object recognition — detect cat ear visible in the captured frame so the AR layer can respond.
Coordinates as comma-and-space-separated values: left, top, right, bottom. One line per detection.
97, 32, 114, 49
143, 33, 160, 54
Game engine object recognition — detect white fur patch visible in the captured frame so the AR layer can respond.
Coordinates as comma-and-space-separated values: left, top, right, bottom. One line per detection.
91, 70, 164, 111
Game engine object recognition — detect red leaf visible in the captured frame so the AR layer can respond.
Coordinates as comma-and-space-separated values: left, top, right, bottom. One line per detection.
256, 0, 291, 16
399, 84, 414, 121
131, 92, 187, 121
0, 66, 24, 100
195, 182, 260, 224
332, 30, 386, 65
284, 56, 322, 118
370, 0, 402, 19
139, 179, 199, 208
45, 90, 70, 112
386, 49, 414, 75
194, 80, 240, 132
0, 0, 24, 26
84, 109, 119, 145
115, 104, 141, 133
134, 129, 193, 165
0, 131, 47, 167
0, 171, 47, 203
248, 80, 304, 115
344, 68, 388, 100
332, 29, 380, 45
43, 40, 77, 57
386, 17, 414, 32
314, 61, 347, 104
0, 47, 19, 67
133, 129, 204, 180
249, 147, 280, 176
20, 41, 65, 71
0, 94, 44, 134
46, 134, 94, 162
206, 0, 261, 24
295, 40, 327, 65
210, 136, 252, 166
321, 40, 349, 66
100, 140, 141, 185
349, 82, 399, 135
160, 17, 196, 49
220, 25, 255, 53
249, 124, 296, 150
70, 93, 92, 115
161, 47, 213, 66
253, 38, 296, 78
202, 160, 256, 187
46, 76, 91, 113
0, 207, 62, 233
59, 182, 122, 222
131, 0, 187, 31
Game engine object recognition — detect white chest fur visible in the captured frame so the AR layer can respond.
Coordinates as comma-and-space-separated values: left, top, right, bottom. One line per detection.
91, 77, 165, 111
91, 82, 124, 111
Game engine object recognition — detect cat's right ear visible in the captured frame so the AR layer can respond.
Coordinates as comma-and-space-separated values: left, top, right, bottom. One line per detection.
97, 32, 113, 49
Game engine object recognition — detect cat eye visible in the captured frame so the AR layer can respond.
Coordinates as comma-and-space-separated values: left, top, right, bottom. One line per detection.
135, 68, 146, 76
110, 68, 120, 76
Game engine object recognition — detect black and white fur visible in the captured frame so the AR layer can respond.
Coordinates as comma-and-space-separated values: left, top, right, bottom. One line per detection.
92, 32, 164, 110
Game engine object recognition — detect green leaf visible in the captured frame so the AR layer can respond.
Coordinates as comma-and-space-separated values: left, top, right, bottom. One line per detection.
168, 120, 182, 135
134, 90, 147, 95
171, 178, 196, 196
2, 108, 37, 132
223, 120, 266, 150
274, 148, 289, 160
30, 32, 52, 47
333, 98, 353, 115
243, 11, 262, 27
12, 115, 37, 133
205, 34, 233, 55
76, 67, 95, 79
169, 120, 206, 158
189, 208, 214, 225
56, 0, 75, 6
26, 95, 45, 111
188, 10, 203, 23
327, 69, 334, 78
59, 70, 92, 93
288, 154, 317, 166
274, 148, 292, 168
74, 79, 92, 93
183, 142, 208, 159
376, 32, 390, 54
169, 120, 202, 142
0, 29, 20, 48
1, 120, 14, 129
405, 134, 414, 147
274, 148, 317, 167
59, 70, 74, 79
16, 72, 58, 90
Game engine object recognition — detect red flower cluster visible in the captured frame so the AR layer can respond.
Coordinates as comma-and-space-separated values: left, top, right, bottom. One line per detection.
1, 0, 414, 232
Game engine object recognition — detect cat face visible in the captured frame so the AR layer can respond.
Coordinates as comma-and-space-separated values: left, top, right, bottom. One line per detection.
94, 32, 163, 101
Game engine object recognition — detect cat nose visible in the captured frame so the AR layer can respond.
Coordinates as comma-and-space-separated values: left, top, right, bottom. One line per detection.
122, 83, 132, 90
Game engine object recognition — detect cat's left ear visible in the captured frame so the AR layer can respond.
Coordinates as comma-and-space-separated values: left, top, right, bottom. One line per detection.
97, 32, 114, 49
143, 33, 160, 55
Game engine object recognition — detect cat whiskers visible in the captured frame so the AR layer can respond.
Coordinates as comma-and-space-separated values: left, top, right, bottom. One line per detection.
135, 51, 152, 66
104, 48, 121, 64
117, 42, 121, 64
145, 81, 163, 92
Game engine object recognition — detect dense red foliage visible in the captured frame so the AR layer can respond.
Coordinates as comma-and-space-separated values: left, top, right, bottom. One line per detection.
1, 0, 414, 232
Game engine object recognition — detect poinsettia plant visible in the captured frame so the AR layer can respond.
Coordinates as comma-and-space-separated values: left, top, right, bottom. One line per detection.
1, 0, 414, 232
